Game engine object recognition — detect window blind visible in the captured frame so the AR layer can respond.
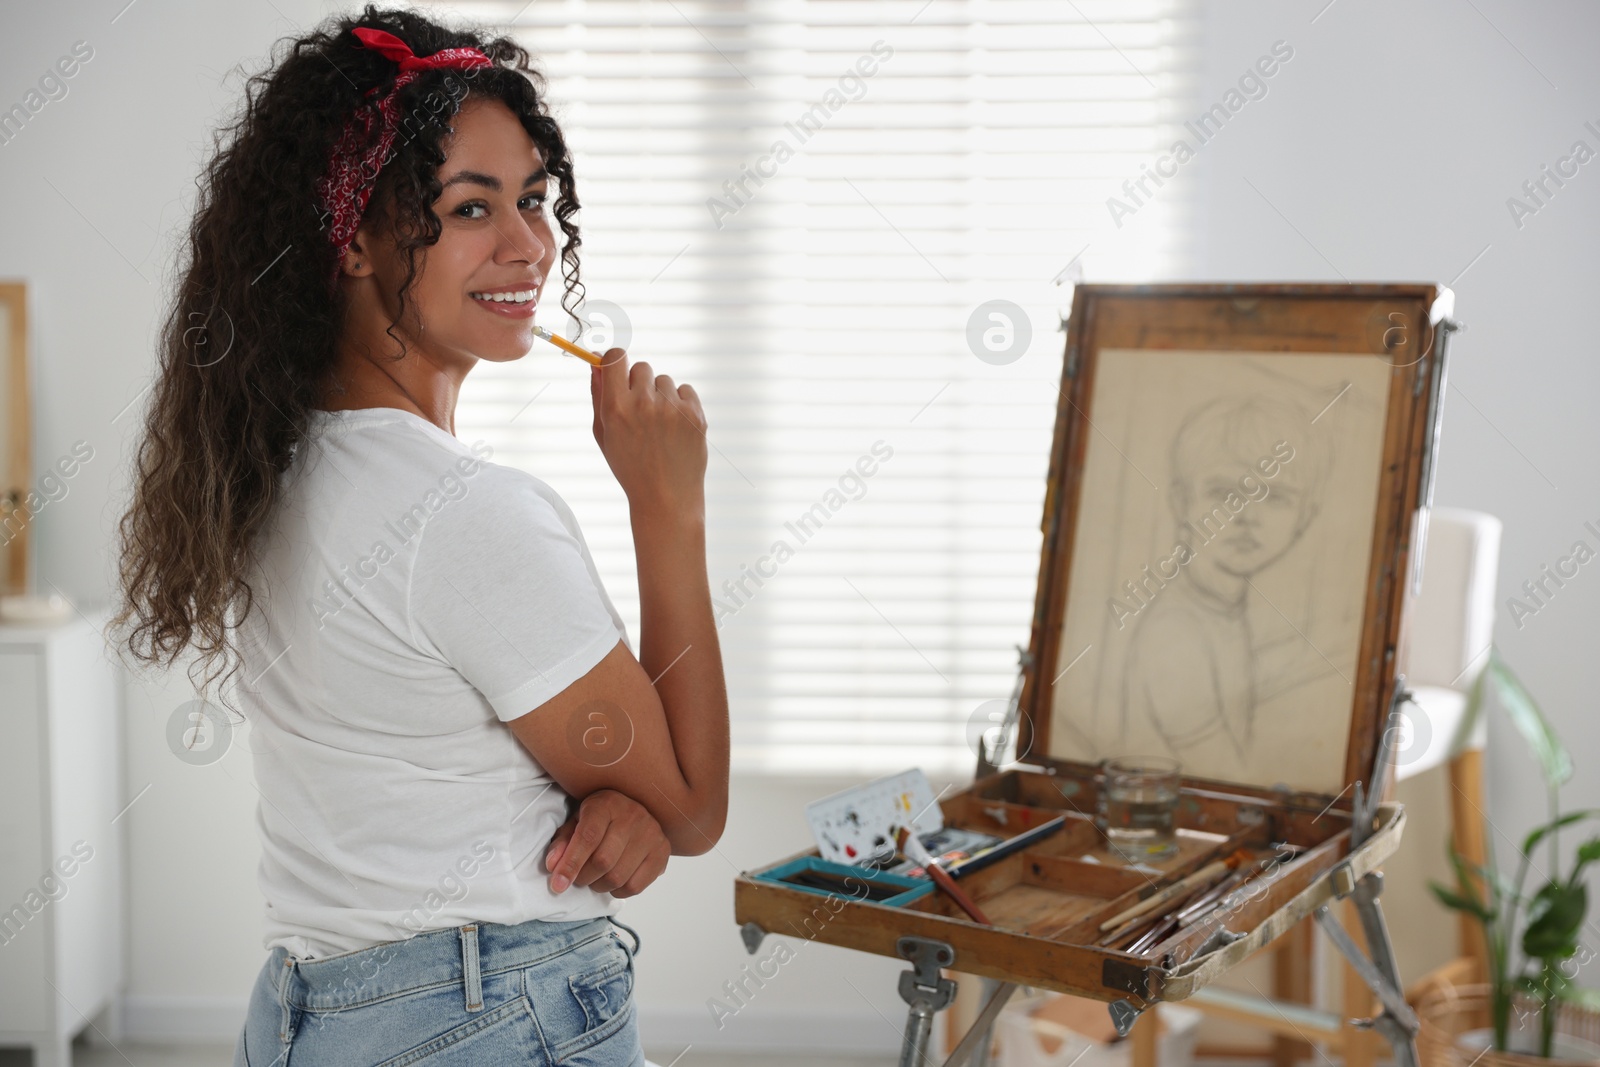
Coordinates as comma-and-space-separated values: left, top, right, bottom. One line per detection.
425, 0, 1193, 776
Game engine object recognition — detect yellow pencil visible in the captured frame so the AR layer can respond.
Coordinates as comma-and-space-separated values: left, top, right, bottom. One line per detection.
532, 324, 605, 367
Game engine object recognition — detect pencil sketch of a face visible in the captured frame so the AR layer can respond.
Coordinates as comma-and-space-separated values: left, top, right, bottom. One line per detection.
1047, 350, 1392, 795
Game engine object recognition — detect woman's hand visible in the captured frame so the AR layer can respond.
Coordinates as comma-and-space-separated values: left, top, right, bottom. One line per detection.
590, 348, 707, 515
545, 788, 672, 898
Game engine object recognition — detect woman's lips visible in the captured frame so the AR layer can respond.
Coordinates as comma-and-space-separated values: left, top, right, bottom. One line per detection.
471, 295, 537, 319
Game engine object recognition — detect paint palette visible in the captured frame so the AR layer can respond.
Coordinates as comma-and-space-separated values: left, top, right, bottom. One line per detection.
805, 768, 945, 866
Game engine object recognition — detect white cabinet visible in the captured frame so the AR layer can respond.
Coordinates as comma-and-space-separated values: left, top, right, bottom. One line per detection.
0, 609, 123, 1067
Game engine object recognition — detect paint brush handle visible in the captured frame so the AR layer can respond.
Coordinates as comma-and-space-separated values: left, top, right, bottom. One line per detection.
1178, 860, 1276, 928
1098, 859, 1227, 933
896, 825, 993, 925
928, 863, 992, 925
1174, 868, 1249, 923
1096, 876, 1218, 948
1097, 848, 1251, 933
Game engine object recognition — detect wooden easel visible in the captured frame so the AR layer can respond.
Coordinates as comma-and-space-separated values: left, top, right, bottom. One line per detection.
735, 284, 1459, 1067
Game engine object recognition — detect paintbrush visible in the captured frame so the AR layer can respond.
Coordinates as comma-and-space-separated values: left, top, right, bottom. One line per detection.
1097, 877, 1217, 949
1173, 867, 1250, 923
1177, 854, 1284, 928
1097, 848, 1253, 933
895, 825, 992, 925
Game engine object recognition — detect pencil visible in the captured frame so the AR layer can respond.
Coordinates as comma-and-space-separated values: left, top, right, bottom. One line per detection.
532, 324, 605, 367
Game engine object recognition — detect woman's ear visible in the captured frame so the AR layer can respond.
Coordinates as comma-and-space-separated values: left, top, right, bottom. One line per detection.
340, 243, 370, 277
342, 225, 379, 278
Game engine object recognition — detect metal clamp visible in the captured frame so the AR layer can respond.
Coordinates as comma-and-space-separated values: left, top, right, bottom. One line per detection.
895, 937, 958, 1067
1356, 680, 1415, 848
1109, 999, 1144, 1037
974, 645, 1034, 780
1409, 313, 1458, 596
1329, 862, 1358, 899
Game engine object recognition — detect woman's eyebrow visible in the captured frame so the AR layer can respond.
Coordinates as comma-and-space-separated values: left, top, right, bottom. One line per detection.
441, 166, 549, 192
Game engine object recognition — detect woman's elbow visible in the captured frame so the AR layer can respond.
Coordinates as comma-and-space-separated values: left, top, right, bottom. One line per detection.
665, 800, 727, 856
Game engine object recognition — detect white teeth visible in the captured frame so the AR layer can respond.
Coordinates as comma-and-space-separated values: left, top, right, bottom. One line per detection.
471, 288, 538, 303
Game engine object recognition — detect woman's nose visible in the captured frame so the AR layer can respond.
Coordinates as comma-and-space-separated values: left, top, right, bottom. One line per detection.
500, 214, 547, 263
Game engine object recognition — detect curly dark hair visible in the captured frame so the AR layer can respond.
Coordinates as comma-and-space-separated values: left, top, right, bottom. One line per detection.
110, 4, 586, 711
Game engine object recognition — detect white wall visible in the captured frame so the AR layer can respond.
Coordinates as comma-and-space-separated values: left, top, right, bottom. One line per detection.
4, 0, 1597, 1056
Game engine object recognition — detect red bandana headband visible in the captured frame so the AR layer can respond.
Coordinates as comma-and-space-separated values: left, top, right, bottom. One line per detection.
316, 27, 493, 281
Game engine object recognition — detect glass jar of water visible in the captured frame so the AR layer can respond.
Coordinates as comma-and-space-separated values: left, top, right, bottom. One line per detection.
1101, 755, 1181, 862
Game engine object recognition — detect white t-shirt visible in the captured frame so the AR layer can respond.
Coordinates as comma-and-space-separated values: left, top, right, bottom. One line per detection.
237, 406, 629, 960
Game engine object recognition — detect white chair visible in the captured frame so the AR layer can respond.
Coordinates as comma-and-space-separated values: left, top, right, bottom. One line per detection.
1394, 506, 1503, 783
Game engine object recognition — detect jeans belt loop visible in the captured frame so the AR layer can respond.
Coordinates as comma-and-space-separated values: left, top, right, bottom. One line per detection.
278, 954, 297, 1043
607, 915, 643, 961
460, 924, 484, 1013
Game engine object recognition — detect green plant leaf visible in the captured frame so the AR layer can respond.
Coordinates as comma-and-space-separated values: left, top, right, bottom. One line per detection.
1518, 969, 1573, 999
1489, 653, 1572, 788
1431, 880, 1495, 921
1567, 837, 1600, 892
1445, 842, 1497, 919
1480, 859, 1516, 904
1516, 973, 1553, 996
1522, 880, 1587, 959
1449, 654, 1491, 757
1522, 811, 1600, 860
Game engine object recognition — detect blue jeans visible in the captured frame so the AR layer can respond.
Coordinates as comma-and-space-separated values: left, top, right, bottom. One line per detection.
234, 915, 645, 1066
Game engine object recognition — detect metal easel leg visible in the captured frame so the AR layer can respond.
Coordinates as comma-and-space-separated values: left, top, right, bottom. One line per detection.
1313, 871, 1419, 1067
896, 937, 958, 1067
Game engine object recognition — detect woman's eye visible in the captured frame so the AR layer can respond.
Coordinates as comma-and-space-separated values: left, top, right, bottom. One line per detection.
454, 193, 547, 220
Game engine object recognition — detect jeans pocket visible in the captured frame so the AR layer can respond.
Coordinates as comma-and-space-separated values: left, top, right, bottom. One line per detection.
569, 939, 633, 1034
371, 998, 540, 1067
527, 932, 636, 1061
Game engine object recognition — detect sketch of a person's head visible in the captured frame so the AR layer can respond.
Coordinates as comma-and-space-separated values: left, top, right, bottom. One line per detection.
1168, 393, 1331, 578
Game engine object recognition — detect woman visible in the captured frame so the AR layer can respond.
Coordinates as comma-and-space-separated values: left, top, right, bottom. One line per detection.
110, 7, 729, 1065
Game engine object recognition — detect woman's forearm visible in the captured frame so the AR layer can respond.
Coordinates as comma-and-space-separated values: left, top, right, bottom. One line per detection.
630, 502, 729, 855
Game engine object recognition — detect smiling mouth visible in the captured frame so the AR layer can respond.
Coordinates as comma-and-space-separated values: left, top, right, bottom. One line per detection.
470, 288, 539, 305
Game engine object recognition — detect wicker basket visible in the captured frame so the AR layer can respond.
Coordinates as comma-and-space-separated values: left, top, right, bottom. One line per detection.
1416, 983, 1600, 1067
